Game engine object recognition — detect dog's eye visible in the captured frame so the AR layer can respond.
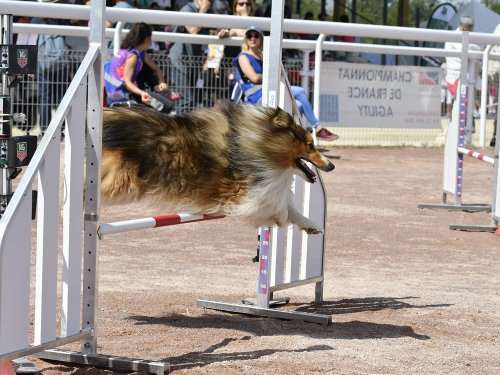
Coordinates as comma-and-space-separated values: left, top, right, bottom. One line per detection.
308, 143, 315, 151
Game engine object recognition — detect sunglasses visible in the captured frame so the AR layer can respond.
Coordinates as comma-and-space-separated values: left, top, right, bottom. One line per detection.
246, 32, 261, 39
237, 2, 251, 6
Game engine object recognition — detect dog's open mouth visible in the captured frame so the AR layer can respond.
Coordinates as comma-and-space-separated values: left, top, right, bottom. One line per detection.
295, 158, 317, 183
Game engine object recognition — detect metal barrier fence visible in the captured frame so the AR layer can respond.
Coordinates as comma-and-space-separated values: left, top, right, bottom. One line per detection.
8, 49, 497, 142
7, 50, 304, 134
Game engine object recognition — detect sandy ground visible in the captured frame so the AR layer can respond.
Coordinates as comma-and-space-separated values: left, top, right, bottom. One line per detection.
23, 146, 499, 375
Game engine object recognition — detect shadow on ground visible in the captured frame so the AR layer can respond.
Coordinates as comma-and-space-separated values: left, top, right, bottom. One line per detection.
167, 337, 333, 371
128, 296, 434, 341
292, 296, 453, 315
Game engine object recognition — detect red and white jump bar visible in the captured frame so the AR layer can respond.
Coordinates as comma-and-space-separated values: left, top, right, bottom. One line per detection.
98, 213, 225, 237
457, 147, 495, 165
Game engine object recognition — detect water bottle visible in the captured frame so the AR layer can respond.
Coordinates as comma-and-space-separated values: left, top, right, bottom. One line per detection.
149, 97, 164, 112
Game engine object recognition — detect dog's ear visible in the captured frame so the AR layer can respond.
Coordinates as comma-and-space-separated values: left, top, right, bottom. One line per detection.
271, 107, 292, 128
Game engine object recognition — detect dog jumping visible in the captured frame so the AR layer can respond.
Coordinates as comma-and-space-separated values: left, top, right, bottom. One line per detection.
101, 102, 335, 234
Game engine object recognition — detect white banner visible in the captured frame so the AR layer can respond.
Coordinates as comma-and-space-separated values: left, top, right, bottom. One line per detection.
319, 62, 443, 129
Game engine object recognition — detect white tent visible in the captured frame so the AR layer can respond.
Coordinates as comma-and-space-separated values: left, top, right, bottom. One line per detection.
449, 1, 500, 34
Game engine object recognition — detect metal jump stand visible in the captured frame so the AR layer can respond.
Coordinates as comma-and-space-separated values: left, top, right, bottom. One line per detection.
419, 32, 493, 214
197, 0, 332, 326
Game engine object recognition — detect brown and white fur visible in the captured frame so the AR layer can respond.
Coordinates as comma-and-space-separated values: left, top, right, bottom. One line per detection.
101, 101, 335, 234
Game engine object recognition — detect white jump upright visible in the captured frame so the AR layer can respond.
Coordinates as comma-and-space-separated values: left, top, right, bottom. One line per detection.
0, 2, 167, 374
419, 32, 500, 233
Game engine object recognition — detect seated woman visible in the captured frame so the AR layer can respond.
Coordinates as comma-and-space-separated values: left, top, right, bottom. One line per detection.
234, 27, 339, 140
104, 22, 173, 113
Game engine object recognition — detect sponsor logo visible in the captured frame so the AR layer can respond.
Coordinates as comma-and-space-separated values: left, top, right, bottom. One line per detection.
17, 49, 28, 68
17, 142, 28, 161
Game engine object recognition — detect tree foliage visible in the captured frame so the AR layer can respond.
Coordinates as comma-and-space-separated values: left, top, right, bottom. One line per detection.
286, 0, 499, 27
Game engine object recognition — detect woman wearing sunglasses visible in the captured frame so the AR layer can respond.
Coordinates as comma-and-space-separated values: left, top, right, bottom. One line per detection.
234, 27, 339, 140
228, 1, 255, 37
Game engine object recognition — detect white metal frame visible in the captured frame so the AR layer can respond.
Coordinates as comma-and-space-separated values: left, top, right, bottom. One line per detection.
0, 0, 104, 364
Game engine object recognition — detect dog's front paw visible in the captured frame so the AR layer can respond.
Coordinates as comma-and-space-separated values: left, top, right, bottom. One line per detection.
303, 226, 323, 235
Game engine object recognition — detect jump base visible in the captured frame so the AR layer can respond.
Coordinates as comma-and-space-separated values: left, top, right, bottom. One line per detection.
418, 203, 491, 212
197, 299, 332, 326
36, 349, 168, 375
449, 224, 497, 232
241, 297, 290, 307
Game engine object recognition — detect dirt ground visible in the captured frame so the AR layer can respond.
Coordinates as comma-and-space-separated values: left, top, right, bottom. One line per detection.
26, 146, 499, 375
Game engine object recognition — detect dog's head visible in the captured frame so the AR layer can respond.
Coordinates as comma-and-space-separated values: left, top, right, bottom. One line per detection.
249, 106, 335, 183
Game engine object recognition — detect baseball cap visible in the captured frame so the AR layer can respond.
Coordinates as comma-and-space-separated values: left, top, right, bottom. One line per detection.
245, 26, 263, 37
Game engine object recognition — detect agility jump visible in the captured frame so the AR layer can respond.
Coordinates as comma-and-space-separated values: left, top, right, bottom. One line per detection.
419, 31, 500, 234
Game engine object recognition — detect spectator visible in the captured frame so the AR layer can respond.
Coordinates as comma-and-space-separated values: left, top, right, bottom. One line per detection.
234, 27, 339, 140
168, 0, 224, 111
173, 0, 190, 10
104, 22, 174, 113
318, 12, 329, 22
106, 0, 137, 55
337, 14, 355, 62
34, 9, 71, 138
488, 23, 500, 146
113, 0, 136, 30
444, 16, 481, 114
224, 0, 255, 95
228, 0, 256, 39
212, 0, 231, 14
340, 15, 355, 43
153, 0, 173, 10
298, 11, 316, 41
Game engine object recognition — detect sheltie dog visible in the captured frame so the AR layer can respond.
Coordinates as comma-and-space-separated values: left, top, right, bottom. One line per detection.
101, 102, 335, 234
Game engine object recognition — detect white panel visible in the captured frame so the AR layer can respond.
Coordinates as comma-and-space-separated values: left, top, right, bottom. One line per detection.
0, 191, 32, 354
300, 179, 311, 279
443, 100, 459, 195
62, 86, 86, 337
279, 80, 294, 111
305, 167, 326, 278
287, 177, 304, 283
270, 226, 286, 287
35, 135, 61, 345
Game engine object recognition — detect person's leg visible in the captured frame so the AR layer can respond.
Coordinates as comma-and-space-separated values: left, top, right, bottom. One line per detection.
291, 85, 319, 126
137, 63, 159, 90
170, 64, 192, 113
291, 86, 338, 140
